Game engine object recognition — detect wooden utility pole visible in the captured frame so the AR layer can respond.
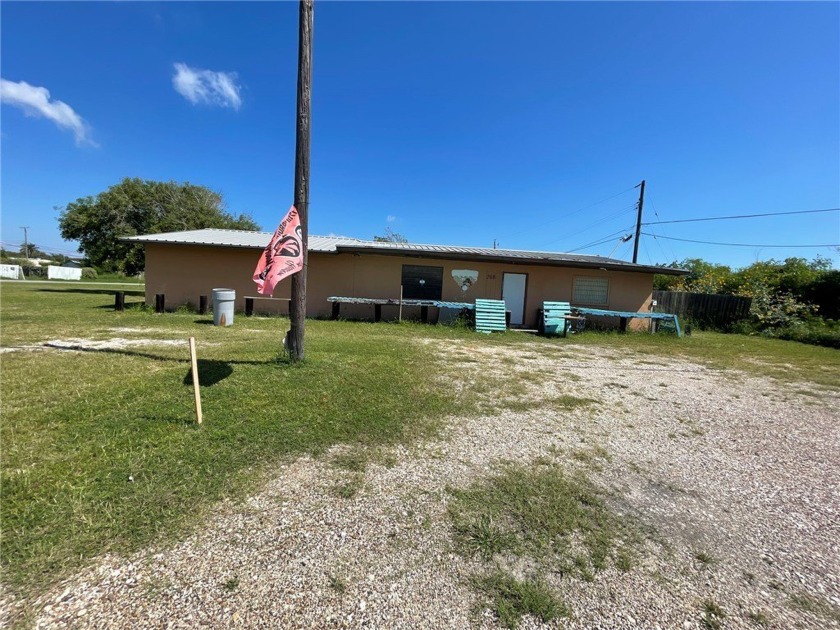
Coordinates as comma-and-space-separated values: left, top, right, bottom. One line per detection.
631, 180, 646, 264
20, 226, 30, 259
288, 0, 314, 361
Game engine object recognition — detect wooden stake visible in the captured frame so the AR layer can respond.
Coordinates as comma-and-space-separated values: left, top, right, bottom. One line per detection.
188, 337, 203, 425
398, 285, 403, 322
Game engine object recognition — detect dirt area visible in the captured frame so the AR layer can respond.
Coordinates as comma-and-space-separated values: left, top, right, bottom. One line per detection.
16, 341, 840, 628
0, 338, 190, 354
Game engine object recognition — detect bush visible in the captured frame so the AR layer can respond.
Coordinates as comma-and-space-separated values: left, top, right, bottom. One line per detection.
81, 267, 98, 280
731, 318, 840, 350
20, 264, 46, 278
771, 319, 840, 350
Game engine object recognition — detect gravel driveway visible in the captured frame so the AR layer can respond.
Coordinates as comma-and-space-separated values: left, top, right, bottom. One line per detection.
14, 340, 840, 629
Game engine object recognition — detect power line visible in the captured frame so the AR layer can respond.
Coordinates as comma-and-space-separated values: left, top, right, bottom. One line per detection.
641, 232, 840, 248
642, 207, 839, 226
508, 184, 638, 240
540, 203, 637, 248
567, 225, 635, 253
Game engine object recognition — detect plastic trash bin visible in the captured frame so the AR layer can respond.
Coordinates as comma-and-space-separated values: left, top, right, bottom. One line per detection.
212, 288, 235, 326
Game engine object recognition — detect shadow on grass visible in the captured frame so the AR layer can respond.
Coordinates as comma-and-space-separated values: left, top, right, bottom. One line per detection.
183, 359, 234, 387
43, 343, 283, 369
95, 302, 148, 310
36, 288, 145, 297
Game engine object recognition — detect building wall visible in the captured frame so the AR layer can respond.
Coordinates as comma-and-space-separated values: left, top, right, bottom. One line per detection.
143, 243, 655, 330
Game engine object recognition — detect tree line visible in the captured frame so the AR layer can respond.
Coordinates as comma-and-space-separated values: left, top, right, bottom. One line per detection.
654, 256, 839, 347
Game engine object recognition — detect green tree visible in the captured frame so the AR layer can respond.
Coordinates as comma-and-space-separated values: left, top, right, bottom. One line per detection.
19, 242, 49, 259
373, 227, 408, 243
58, 178, 259, 274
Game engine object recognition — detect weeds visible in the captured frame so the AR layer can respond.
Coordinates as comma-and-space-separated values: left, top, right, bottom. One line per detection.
694, 551, 716, 566
448, 458, 639, 615
702, 599, 726, 629
328, 574, 347, 595
747, 610, 769, 625
223, 577, 239, 591
331, 475, 364, 499
787, 592, 840, 622
471, 570, 568, 629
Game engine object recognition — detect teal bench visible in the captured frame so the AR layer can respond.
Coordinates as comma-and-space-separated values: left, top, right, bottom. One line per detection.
475, 299, 507, 333
542, 301, 575, 337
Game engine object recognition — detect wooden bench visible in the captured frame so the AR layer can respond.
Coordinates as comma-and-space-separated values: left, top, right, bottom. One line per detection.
542, 301, 585, 337
244, 296, 291, 316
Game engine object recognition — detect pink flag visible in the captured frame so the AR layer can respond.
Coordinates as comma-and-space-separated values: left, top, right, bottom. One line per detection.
253, 205, 304, 296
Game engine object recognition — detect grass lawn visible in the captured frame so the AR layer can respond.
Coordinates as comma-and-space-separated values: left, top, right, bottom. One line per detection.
11, 273, 144, 284
1, 280, 838, 603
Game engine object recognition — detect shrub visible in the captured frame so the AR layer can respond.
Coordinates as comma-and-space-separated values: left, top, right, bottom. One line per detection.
81, 267, 98, 280
746, 286, 815, 329
20, 264, 46, 278
771, 319, 840, 350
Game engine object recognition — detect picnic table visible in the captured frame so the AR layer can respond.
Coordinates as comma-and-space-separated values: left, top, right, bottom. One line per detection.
572, 306, 682, 337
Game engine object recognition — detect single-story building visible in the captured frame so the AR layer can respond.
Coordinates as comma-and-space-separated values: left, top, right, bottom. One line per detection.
127, 228, 687, 330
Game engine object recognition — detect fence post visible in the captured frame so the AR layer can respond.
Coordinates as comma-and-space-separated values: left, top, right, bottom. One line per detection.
245, 297, 254, 317
155, 293, 165, 313
114, 291, 125, 312
199, 295, 208, 315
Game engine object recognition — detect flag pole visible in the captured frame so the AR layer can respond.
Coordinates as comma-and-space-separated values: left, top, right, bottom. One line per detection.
289, 0, 313, 361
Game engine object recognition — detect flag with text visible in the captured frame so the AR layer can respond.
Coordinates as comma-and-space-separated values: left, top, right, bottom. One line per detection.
253, 205, 304, 296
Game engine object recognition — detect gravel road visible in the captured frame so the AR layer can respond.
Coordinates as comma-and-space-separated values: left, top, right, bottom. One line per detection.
9, 340, 840, 629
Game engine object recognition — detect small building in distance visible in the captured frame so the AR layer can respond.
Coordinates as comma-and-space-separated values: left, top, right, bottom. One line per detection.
127, 228, 687, 330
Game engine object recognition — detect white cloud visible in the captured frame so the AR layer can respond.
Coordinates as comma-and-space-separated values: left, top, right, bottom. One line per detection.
172, 63, 242, 110
387, 215, 397, 223
0, 78, 95, 146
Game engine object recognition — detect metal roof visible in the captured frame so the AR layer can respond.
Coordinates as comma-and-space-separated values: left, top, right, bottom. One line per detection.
126, 228, 687, 275
125, 229, 366, 252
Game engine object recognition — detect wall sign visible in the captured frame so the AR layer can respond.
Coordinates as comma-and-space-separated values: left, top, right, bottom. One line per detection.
451, 269, 479, 292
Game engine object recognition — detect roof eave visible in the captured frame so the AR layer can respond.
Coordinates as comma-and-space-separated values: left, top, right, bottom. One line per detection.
334, 245, 689, 275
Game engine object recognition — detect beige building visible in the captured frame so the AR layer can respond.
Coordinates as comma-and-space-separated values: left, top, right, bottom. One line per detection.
128, 229, 686, 330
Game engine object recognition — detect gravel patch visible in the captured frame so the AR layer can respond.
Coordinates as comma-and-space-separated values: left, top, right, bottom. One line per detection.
10, 340, 840, 629
1, 338, 198, 354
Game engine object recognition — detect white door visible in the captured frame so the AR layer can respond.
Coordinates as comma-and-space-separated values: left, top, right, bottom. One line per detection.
502, 273, 527, 326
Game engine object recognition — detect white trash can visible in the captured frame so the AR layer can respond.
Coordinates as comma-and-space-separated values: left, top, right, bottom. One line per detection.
212, 288, 235, 327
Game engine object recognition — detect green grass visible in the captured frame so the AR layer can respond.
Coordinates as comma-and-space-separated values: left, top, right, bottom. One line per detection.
448, 460, 634, 576
471, 571, 567, 629
0, 282, 477, 599
450, 460, 635, 625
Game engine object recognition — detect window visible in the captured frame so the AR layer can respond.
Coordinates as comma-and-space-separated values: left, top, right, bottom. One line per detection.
573, 277, 609, 306
401, 265, 443, 300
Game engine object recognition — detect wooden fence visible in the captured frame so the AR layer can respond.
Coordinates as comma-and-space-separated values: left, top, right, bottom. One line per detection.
652, 291, 752, 329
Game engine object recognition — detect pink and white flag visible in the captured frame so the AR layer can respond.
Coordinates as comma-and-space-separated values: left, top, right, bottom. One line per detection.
253, 205, 304, 296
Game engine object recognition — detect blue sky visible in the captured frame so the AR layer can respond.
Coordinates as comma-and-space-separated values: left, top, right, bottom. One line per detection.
1, 1, 838, 269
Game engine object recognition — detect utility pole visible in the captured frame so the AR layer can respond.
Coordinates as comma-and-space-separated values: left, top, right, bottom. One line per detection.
631, 180, 646, 264
20, 226, 30, 259
288, 0, 313, 361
